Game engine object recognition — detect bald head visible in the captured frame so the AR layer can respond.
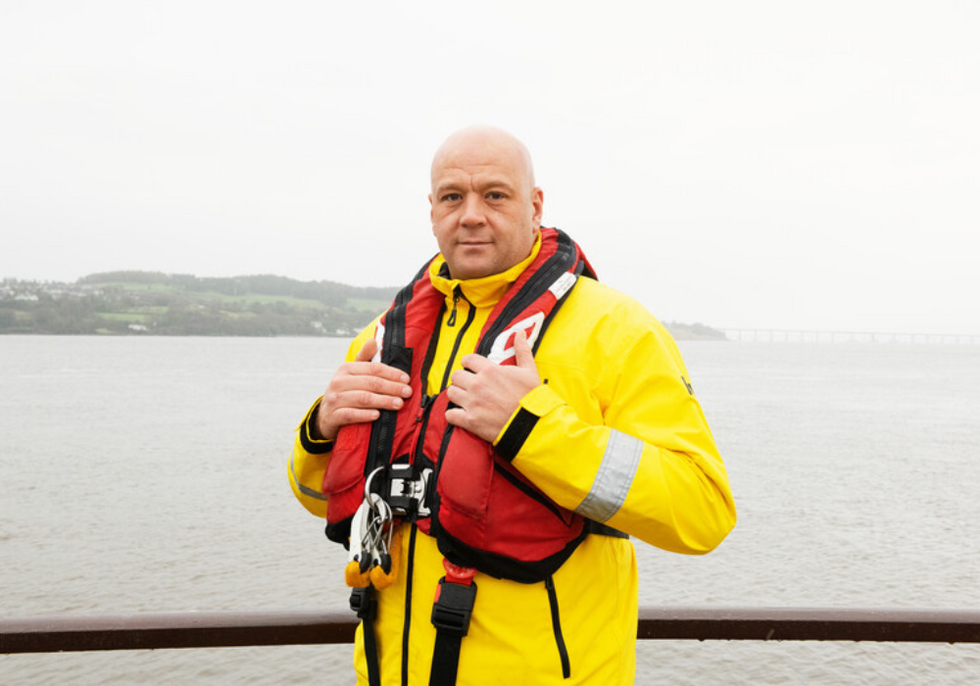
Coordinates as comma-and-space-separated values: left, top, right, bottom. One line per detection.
431, 126, 536, 196
428, 126, 544, 280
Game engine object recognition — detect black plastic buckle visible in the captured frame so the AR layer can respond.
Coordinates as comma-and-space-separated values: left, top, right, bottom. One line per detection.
388, 463, 431, 517
349, 587, 376, 621
430, 578, 477, 637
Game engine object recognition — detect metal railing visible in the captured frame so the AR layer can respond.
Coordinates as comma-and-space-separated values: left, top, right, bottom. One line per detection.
3, 607, 979, 654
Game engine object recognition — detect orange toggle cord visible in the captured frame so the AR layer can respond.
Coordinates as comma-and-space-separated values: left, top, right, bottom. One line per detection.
370, 528, 402, 590
345, 528, 403, 590
345, 560, 370, 588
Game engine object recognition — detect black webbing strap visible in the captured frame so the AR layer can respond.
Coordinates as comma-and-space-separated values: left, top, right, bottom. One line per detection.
350, 587, 381, 686
586, 520, 629, 539
544, 576, 571, 679
428, 577, 477, 686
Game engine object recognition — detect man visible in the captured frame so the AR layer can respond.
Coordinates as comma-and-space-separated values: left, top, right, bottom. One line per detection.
289, 126, 735, 685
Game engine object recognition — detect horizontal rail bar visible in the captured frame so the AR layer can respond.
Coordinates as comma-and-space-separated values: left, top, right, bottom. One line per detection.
635, 607, 980, 643
0, 610, 355, 654
3, 607, 979, 654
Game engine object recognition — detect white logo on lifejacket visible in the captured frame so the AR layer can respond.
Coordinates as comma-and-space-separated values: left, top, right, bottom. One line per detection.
548, 271, 577, 300
487, 312, 545, 365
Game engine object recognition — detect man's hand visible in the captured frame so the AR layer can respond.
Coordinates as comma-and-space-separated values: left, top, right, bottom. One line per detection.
315, 338, 413, 441
445, 330, 541, 443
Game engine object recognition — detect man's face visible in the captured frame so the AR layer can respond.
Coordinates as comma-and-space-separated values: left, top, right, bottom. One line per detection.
429, 134, 543, 281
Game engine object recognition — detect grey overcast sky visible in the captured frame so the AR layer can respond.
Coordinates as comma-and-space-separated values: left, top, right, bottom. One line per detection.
1, 1, 978, 334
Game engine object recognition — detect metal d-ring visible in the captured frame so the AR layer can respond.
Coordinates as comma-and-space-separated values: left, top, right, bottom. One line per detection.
364, 467, 385, 503
360, 467, 394, 565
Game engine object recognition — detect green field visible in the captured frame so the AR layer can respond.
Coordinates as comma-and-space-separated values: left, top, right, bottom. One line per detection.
346, 297, 391, 313
1, 272, 400, 336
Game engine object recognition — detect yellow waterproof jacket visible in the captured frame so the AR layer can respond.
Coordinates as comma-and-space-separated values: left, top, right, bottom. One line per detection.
289, 237, 736, 685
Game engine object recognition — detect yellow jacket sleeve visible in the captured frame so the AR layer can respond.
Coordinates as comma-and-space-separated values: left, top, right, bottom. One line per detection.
496, 283, 736, 555
287, 325, 379, 518
288, 398, 333, 517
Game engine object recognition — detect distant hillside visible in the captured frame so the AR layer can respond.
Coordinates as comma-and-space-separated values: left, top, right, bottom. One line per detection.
0, 272, 399, 336
1, 272, 726, 340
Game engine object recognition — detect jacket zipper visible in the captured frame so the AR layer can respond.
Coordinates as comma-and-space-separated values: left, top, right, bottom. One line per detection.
446, 286, 461, 327
439, 287, 476, 392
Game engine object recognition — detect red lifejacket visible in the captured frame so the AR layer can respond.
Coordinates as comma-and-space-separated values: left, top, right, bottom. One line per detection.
324, 228, 598, 583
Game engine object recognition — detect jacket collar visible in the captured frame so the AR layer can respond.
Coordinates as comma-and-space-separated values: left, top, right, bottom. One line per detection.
428, 232, 543, 308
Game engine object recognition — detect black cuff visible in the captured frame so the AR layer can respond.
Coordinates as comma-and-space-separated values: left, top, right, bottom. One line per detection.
300, 402, 335, 455
494, 408, 539, 462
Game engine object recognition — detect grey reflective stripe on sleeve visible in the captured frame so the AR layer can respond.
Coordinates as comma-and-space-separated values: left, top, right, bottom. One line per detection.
574, 429, 643, 523
290, 454, 328, 501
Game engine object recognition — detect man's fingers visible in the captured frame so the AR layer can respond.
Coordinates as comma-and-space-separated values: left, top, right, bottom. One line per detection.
459, 353, 490, 373
444, 407, 465, 429
355, 338, 378, 362
349, 338, 409, 385
513, 330, 536, 370
317, 337, 412, 440
333, 407, 381, 425
449, 367, 475, 390
334, 369, 412, 397
352, 338, 410, 386
346, 361, 411, 385
445, 383, 464, 405
327, 387, 407, 412
317, 385, 403, 441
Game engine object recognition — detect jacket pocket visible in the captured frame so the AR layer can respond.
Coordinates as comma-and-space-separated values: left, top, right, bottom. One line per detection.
545, 575, 571, 679
323, 422, 372, 522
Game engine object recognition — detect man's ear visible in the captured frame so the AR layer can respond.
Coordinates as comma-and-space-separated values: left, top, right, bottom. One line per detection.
429, 193, 434, 229
531, 187, 544, 228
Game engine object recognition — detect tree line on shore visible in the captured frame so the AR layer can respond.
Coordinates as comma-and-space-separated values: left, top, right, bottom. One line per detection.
0, 272, 398, 336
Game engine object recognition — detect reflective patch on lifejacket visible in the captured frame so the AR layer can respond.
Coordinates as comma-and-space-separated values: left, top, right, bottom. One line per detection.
372, 321, 385, 362
548, 271, 577, 300
291, 453, 328, 501
487, 312, 545, 364
574, 429, 643, 522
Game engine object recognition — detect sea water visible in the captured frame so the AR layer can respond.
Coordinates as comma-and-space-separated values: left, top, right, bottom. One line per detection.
1, 336, 979, 684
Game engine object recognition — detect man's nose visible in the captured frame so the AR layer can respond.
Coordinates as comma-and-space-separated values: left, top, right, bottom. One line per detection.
459, 195, 486, 227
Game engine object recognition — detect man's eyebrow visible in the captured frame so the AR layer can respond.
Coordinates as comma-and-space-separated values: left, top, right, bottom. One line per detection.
481, 178, 517, 192
433, 182, 463, 196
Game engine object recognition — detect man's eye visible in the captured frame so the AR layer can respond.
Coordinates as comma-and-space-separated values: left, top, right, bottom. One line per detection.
443, 193, 462, 202
487, 192, 504, 200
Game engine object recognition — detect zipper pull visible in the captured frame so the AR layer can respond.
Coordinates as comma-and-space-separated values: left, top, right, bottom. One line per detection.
416, 394, 431, 422
447, 286, 461, 327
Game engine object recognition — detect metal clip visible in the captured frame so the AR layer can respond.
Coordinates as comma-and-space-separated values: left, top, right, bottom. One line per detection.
347, 469, 393, 573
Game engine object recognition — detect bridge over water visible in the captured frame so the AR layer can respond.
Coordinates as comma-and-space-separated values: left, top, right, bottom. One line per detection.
722, 329, 980, 344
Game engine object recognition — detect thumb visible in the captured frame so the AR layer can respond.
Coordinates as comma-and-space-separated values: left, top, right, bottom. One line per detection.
356, 337, 379, 362
513, 329, 536, 370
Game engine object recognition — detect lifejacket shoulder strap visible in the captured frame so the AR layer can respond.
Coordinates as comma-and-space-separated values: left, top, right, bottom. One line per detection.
362, 260, 439, 483
477, 228, 590, 359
